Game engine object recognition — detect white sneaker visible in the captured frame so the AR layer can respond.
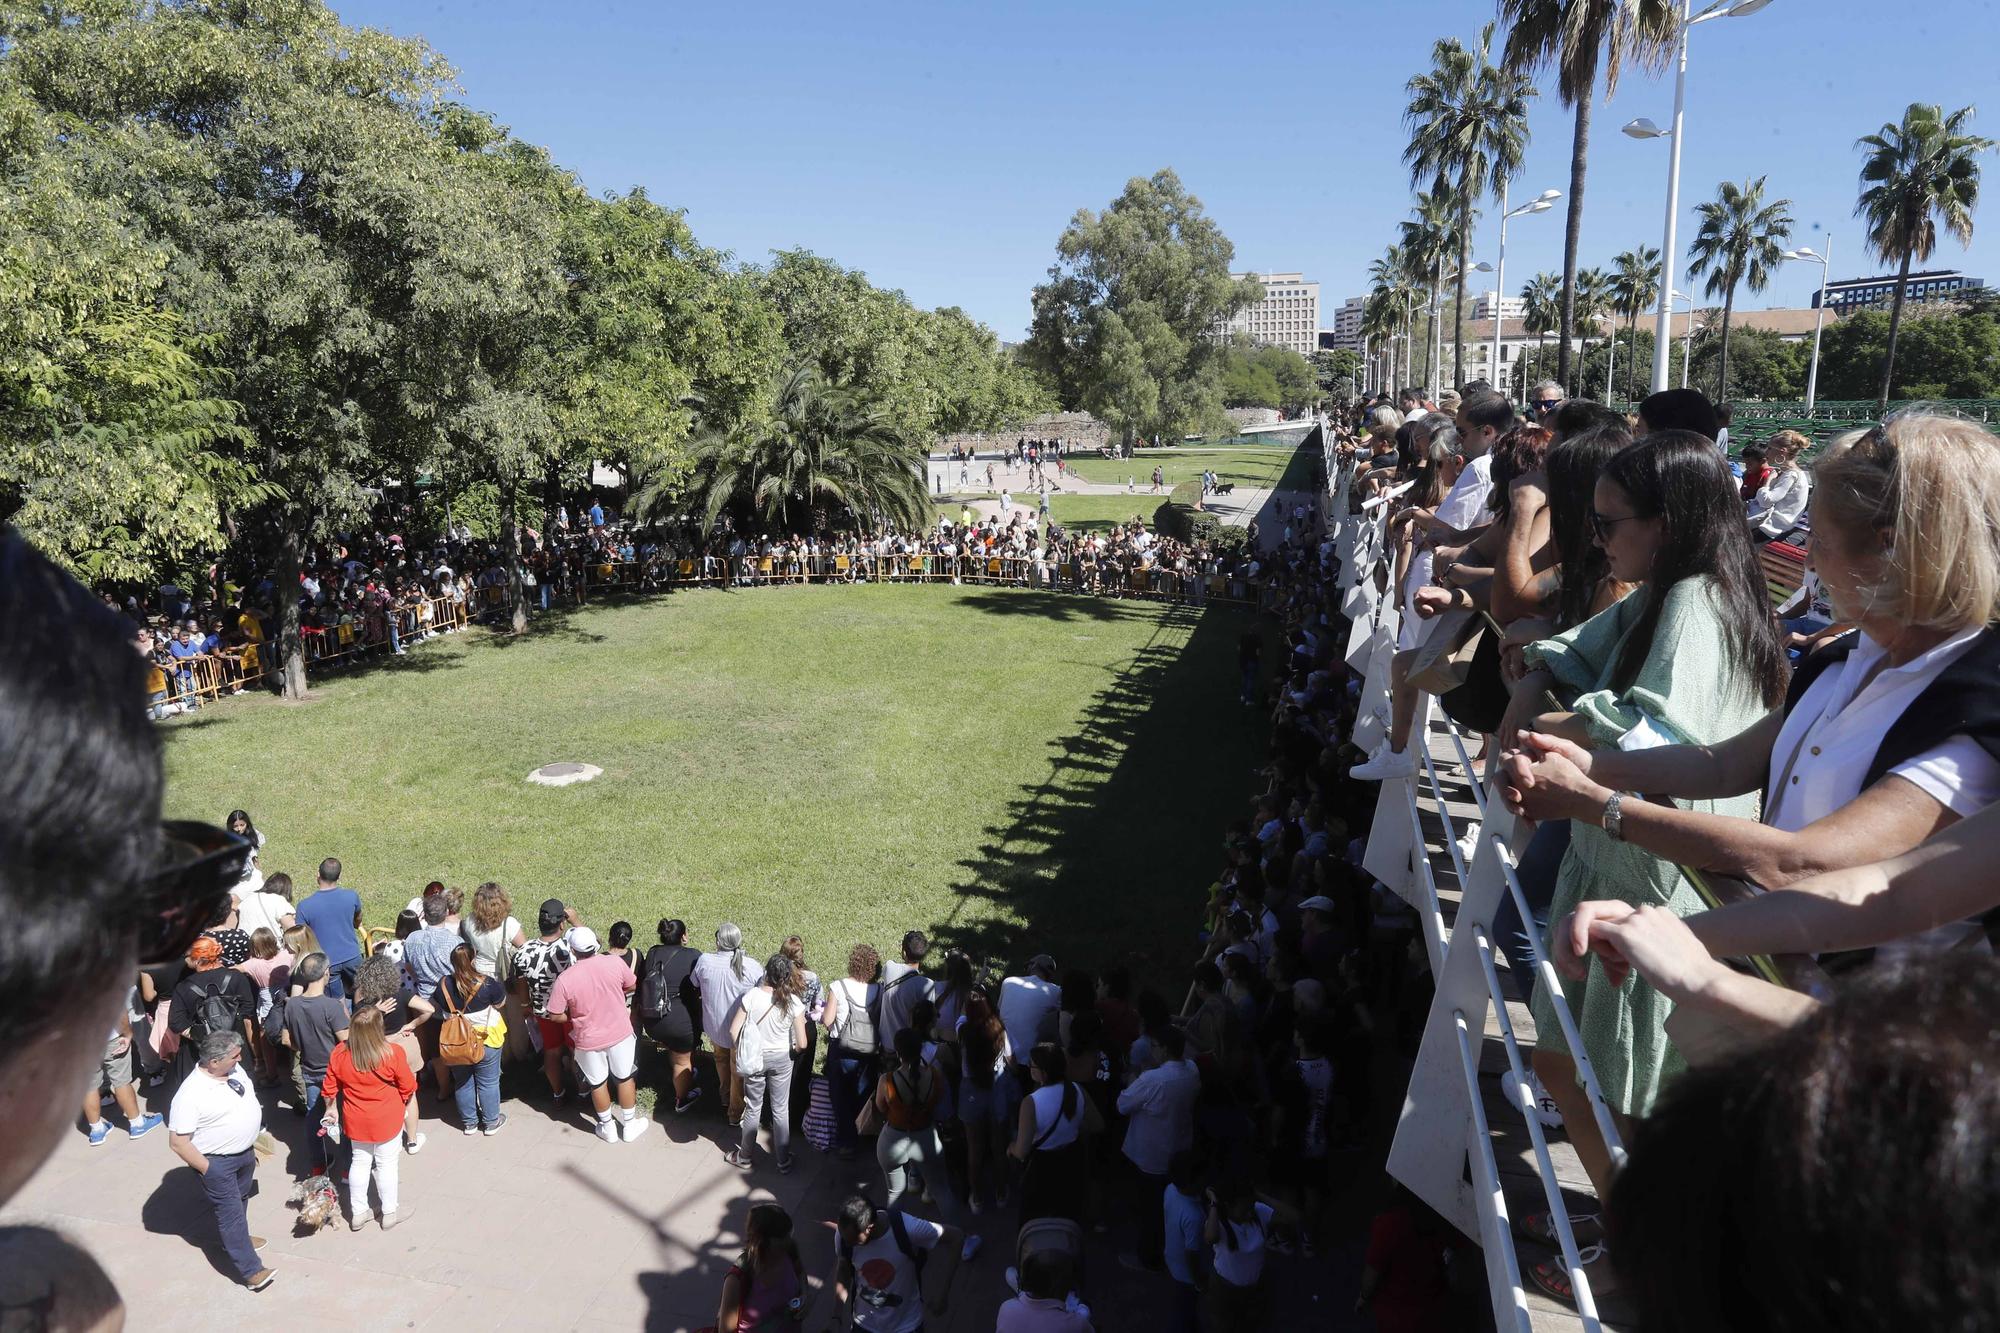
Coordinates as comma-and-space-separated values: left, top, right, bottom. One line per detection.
1351, 747, 1418, 781
618, 1115, 651, 1143
1456, 821, 1483, 863
1529, 1071, 1565, 1130
594, 1118, 618, 1144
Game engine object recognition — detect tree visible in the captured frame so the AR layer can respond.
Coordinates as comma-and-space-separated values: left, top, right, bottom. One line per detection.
1404, 23, 1536, 392
1609, 246, 1663, 402
1855, 103, 1994, 412
1312, 348, 1362, 400
1367, 244, 1418, 389
1812, 306, 2000, 401
1682, 325, 1804, 401
1024, 170, 1261, 444
1499, 0, 1677, 386
1574, 266, 1616, 380
1686, 178, 1794, 404
1520, 270, 1561, 390
1399, 184, 1464, 395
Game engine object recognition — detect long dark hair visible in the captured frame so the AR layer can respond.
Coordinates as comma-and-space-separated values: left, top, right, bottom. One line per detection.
1600, 431, 1787, 706
1546, 424, 1631, 630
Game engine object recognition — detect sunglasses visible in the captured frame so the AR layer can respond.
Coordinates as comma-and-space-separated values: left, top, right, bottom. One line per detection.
1533, 399, 1562, 412
1588, 510, 1643, 542
140, 821, 252, 964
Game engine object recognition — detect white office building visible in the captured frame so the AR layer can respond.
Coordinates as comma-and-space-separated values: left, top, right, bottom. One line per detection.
1328, 295, 1367, 354
1219, 271, 1321, 357
1472, 290, 1526, 322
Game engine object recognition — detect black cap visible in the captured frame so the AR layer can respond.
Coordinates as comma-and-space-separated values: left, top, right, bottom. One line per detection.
539, 898, 566, 931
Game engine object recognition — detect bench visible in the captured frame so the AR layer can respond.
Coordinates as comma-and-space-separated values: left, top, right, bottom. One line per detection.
1759, 539, 1807, 608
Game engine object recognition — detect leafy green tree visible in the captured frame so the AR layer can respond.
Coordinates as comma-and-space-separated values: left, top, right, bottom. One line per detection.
1499, 0, 1677, 386
1220, 357, 1283, 410
1855, 103, 1994, 412
1404, 23, 1535, 391
1025, 169, 1261, 445
1813, 306, 2000, 401
1686, 178, 1793, 404
1682, 325, 1803, 401
1312, 348, 1362, 400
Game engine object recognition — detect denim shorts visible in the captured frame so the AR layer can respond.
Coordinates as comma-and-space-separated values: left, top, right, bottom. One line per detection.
957, 1064, 1018, 1126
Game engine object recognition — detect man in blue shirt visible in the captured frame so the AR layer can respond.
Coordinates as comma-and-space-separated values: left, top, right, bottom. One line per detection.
295, 858, 364, 998
400, 893, 458, 996
588, 501, 605, 529
166, 625, 204, 706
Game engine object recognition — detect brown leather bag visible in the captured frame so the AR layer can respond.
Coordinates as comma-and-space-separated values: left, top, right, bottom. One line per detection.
436, 977, 485, 1067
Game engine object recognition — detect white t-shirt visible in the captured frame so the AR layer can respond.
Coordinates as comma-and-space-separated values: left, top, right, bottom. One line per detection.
998, 975, 1061, 1066
1026, 1082, 1084, 1152
842, 1212, 942, 1332
167, 1067, 264, 1155
233, 888, 293, 941
462, 917, 521, 978
736, 986, 799, 1059
1210, 1201, 1276, 1287
1403, 453, 1494, 649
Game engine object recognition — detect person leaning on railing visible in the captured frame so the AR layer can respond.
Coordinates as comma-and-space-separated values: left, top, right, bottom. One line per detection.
1507, 412, 2000, 958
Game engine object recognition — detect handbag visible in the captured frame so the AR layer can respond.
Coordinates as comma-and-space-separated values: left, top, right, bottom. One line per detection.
1406, 607, 1483, 694
855, 1086, 885, 1137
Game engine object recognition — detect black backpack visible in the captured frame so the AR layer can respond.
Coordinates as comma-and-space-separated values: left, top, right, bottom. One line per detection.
191, 978, 237, 1041
639, 947, 679, 1024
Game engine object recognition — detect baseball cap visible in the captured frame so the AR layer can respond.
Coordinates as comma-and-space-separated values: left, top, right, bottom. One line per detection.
539, 897, 566, 930
1297, 895, 1336, 915
566, 926, 600, 956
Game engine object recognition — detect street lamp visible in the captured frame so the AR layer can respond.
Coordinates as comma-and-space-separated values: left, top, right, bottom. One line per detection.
1492, 186, 1561, 403
1668, 288, 1698, 388
1626, 0, 1775, 393
1781, 239, 1832, 412
1432, 259, 1494, 399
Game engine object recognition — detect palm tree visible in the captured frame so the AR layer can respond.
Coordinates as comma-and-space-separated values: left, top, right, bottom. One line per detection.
634, 363, 931, 535
1399, 184, 1463, 396
1499, 0, 1677, 387
1520, 271, 1561, 395
1855, 103, 1994, 412
1609, 245, 1662, 402
1368, 244, 1419, 389
1572, 266, 1615, 390
1686, 177, 1793, 403
1361, 290, 1401, 394
1404, 22, 1536, 392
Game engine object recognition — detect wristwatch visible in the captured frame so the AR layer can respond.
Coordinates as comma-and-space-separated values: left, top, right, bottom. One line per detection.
1601, 790, 1629, 841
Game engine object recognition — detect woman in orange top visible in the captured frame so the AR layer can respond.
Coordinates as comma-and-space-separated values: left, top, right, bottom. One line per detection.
321, 1006, 417, 1230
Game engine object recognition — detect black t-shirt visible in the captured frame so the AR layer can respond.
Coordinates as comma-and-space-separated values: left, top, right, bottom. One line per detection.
141, 960, 186, 1014
170, 968, 257, 1038
641, 945, 702, 1025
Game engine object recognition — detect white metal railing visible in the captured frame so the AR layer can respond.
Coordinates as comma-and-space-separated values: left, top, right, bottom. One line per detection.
1334, 460, 1624, 1331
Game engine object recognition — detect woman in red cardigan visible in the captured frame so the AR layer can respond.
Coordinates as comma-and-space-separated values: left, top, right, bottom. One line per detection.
321, 1006, 417, 1230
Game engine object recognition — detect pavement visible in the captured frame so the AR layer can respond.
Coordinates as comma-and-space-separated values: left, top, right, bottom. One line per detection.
1, 1060, 1343, 1332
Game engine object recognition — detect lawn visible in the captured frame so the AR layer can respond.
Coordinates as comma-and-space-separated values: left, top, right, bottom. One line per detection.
1046, 495, 1162, 533
161, 584, 1260, 988
1057, 439, 1318, 494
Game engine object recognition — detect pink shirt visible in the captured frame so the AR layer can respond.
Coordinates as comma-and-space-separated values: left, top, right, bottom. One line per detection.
544, 954, 636, 1052
236, 950, 293, 991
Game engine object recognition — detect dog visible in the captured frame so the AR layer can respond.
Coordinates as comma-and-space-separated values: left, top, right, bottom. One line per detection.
1213, 482, 1236, 496
288, 1173, 341, 1236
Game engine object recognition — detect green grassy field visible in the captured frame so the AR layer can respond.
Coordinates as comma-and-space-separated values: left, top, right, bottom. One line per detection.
1046, 495, 1161, 533
1055, 440, 1316, 494
161, 585, 1259, 984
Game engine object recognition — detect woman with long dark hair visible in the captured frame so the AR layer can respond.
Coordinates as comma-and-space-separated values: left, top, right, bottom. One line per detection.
1502, 429, 1786, 1304
715, 1202, 807, 1331
638, 918, 703, 1113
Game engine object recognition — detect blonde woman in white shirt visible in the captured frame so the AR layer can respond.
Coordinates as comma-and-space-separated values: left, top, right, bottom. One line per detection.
1749, 429, 1812, 541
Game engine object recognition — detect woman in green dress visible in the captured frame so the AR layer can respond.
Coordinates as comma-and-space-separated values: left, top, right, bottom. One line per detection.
1503, 430, 1787, 1288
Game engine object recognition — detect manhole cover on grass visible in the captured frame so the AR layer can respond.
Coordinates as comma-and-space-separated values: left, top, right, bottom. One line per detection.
527, 762, 602, 787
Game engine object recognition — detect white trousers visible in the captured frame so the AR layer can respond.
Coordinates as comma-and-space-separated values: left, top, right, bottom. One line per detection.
349, 1138, 399, 1216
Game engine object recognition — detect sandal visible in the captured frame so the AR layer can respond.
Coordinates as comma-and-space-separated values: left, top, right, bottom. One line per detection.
1527, 1244, 1608, 1308
1515, 1209, 1602, 1248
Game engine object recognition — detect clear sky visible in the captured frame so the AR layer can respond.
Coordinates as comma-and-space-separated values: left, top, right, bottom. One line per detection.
332, 0, 2000, 341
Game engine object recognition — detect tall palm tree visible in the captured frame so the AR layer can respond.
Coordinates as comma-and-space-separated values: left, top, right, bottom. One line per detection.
635, 363, 930, 535
1368, 244, 1419, 390
1520, 270, 1561, 394
1686, 177, 1793, 403
1609, 245, 1662, 402
1573, 266, 1615, 387
1499, 0, 1677, 387
1361, 289, 1401, 394
1404, 22, 1536, 392
1399, 184, 1463, 396
1855, 103, 1994, 412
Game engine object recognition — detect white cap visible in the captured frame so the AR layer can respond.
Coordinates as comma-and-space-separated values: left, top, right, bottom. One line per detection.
566, 926, 600, 955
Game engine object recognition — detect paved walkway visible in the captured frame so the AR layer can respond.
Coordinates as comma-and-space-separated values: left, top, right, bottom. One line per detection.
2, 1065, 1343, 1331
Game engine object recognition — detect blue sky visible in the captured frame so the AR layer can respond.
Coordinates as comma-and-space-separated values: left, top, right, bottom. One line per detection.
334, 0, 2000, 340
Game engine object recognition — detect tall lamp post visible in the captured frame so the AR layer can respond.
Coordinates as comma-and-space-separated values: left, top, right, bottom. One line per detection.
1625, 0, 1776, 394
1781, 238, 1832, 412
1667, 288, 1698, 388
1491, 186, 1561, 404
1433, 260, 1494, 400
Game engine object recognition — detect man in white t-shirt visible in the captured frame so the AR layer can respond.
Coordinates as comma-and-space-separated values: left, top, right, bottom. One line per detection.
167, 1031, 274, 1290
834, 1194, 961, 1333
998, 956, 1061, 1077
1354, 392, 1511, 782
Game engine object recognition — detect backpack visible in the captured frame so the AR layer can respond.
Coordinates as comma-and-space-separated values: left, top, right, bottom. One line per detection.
639, 947, 679, 1024
436, 978, 485, 1067
191, 979, 237, 1041
837, 980, 879, 1055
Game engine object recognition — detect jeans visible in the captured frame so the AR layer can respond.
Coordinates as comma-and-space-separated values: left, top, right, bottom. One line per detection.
303, 1082, 329, 1169
827, 1043, 875, 1151
198, 1149, 262, 1280
1494, 818, 1570, 1006
738, 1059, 793, 1160
879, 1123, 968, 1231
388, 620, 402, 653
326, 960, 358, 1001
348, 1137, 399, 1217
451, 1044, 501, 1128
1127, 1162, 1168, 1268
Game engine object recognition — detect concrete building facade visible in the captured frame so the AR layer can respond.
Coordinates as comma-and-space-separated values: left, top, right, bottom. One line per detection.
1220, 271, 1320, 357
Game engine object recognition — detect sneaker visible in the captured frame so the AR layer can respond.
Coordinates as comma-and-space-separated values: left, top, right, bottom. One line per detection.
776, 1154, 796, 1175
1456, 821, 1483, 863
594, 1118, 618, 1144
673, 1087, 703, 1115
618, 1115, 651, 1143
404, 1131, 427, 1155
462, 1122, 479, 1136
1527, 1071, 1565, 1130
250, 1236, 267, 1252
129, 1112, 164, 1140
481, 1115, 508, 1137
87, 1122, 112, 1147
381, 1205, 413, 1231
246, 1269, 277, 1292
1350, 746, 1418, 781
350, 1211, 373, 1232
961, 1234, 983, 1262
723, 1146, 751, 1170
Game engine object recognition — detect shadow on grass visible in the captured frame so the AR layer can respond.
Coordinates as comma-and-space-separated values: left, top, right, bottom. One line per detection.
949, 588, 1202, 625
927, 598, 1261, 983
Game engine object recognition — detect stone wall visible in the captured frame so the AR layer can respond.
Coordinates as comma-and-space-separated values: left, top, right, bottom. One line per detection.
1225, 406, 1283, 428
936, 411, 1109, 456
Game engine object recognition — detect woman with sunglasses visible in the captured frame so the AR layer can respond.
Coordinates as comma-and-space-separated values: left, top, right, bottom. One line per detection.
1493, 430, 1787, 1304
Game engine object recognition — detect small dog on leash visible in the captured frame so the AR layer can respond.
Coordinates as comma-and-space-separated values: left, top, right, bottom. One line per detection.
288, 1174, 341, 1235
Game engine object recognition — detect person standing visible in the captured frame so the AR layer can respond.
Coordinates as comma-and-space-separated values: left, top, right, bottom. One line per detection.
877, 931, 934, 1048
544, 927, 650, 1143
511, 899, 578, 1102
821, 942, 882, 1161
433, 944, 508, 1135
166, 1031, 275, 1291
400, 892, 459, 997
725, 954, 807, 1171
638, 918, 705, 1114
82, 1005, 163, 1145
320, 1007, 416, 1229
832, 1194, 961, 1333
1116, 1026, 1200, 1270
294, 859, 363, 998
998, 956, 1061, 1083
694, 923, 764, 1130
168, 936, 257, 1086
280, 952, 350, 1167
715, 1202, 808, 1333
